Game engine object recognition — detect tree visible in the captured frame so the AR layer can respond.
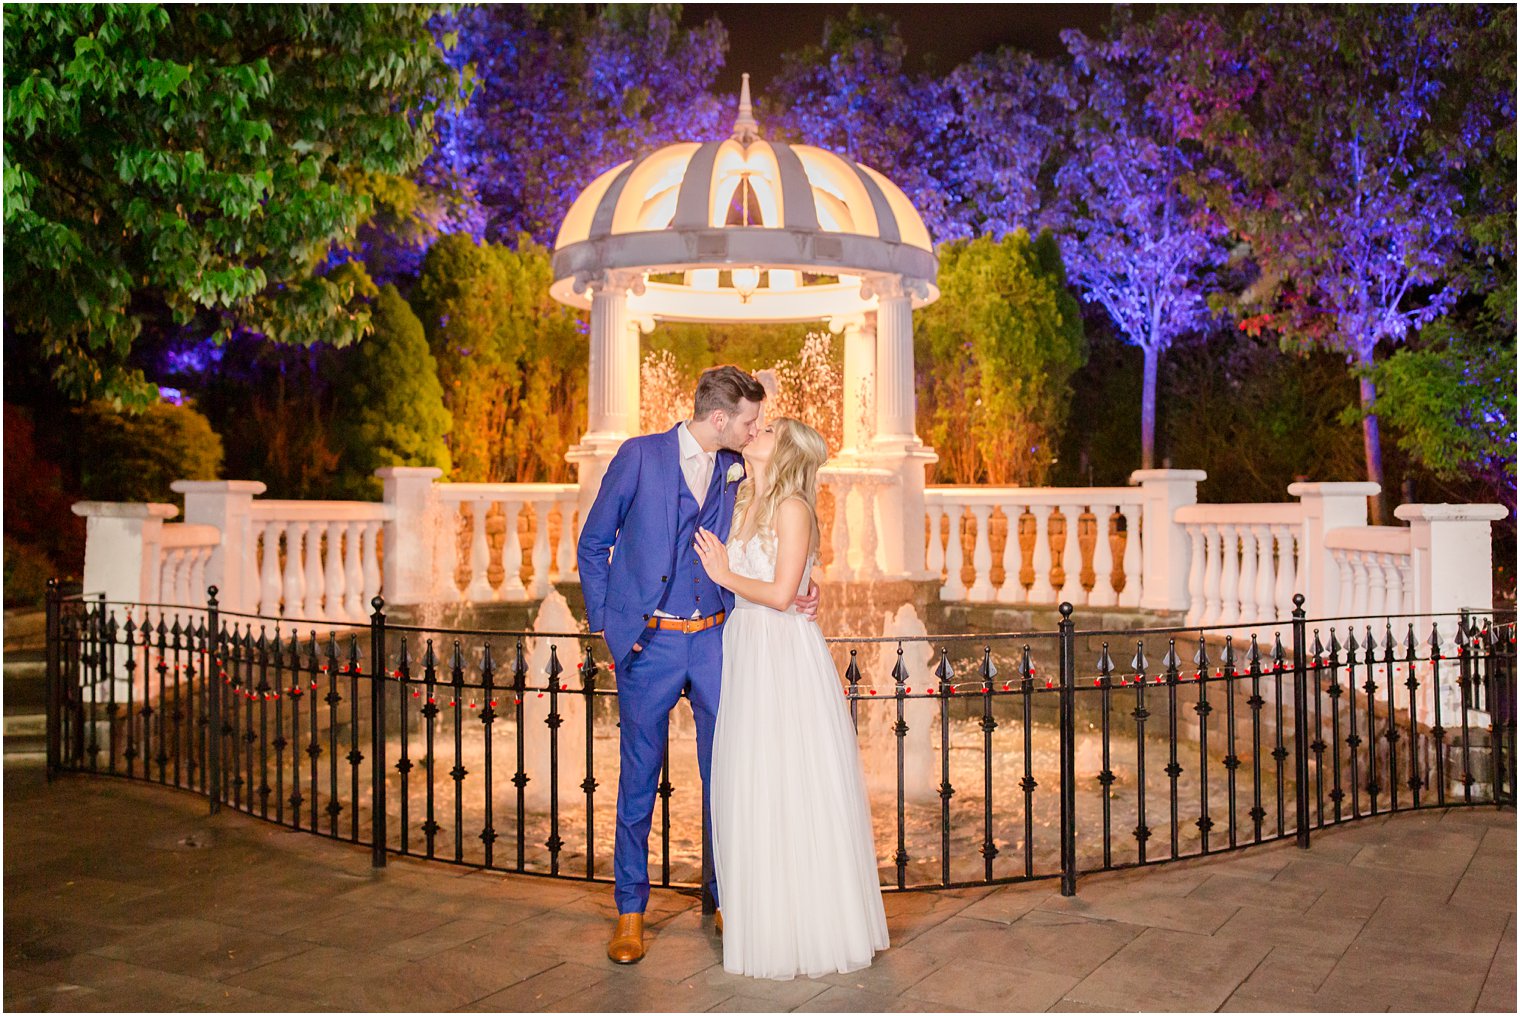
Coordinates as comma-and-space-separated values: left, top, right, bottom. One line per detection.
916, 231, 1087, 485
412, 234, 585, 482
3, 5, 468, 407
424, 4, 727, 246
75, 398, 224, 503
1051, 21, 1229, 471
330, 285, 452, 498
1167, 5, 1504, 521
766, 9, 953, 241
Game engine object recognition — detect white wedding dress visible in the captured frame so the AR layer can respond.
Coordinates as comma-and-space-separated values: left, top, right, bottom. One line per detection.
710, 531, 889, 980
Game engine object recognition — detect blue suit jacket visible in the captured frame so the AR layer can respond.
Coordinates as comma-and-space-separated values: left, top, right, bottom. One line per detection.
577, 425, 744, 667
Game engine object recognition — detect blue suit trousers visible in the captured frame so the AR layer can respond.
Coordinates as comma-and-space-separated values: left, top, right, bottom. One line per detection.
613, 624, 723, 914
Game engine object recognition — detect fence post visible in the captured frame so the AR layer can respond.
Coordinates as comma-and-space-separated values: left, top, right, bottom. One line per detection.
1058, 602, 1078, 896
44, 578, 60, 780
1291, 593, 1311, 848
206, 586, 222, 815
370, 596, 388, 868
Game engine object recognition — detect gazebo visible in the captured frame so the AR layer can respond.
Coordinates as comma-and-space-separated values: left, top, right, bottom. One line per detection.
550, 75, 940, 578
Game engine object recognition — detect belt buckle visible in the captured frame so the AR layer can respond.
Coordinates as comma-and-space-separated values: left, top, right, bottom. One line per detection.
686, 617, 700, 633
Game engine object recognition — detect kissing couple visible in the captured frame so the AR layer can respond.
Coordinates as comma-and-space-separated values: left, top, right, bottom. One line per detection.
577, 365, 889, 981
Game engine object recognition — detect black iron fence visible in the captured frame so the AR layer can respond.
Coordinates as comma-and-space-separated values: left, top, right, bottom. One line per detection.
46, 579, 1516, 901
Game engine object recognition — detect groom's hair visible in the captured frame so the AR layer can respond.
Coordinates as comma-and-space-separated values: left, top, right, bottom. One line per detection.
693, 365, 766, 420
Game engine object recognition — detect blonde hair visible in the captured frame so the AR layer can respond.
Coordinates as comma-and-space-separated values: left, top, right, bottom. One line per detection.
734, 417, 827, 556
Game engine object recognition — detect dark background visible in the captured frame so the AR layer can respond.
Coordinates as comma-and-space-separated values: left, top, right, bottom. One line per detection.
681, 3, 1119, 94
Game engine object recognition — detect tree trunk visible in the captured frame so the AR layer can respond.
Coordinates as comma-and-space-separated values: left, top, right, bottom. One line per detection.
1140, 344, 1159, 471
1356, 348, 1387, 525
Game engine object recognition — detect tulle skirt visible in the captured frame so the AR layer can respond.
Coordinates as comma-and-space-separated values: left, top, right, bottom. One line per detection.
710, 603, 889, 980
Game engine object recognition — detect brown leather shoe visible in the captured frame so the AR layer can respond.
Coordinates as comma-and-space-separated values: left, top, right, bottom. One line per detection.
714, 909, 723, 935
607, 912, 645, 964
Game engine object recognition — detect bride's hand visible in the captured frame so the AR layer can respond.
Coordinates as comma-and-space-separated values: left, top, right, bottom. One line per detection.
693, 528, 731, 584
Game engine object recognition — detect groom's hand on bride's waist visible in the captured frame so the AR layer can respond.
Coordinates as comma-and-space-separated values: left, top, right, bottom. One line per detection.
793, 579, 821, 621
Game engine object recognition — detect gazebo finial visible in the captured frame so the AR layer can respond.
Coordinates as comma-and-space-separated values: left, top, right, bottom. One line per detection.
732, 72, 760, 142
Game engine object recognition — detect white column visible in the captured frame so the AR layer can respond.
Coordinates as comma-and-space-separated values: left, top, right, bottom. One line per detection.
567, 269, 644, 526
343, 520, 364, 620
171, 481, 267, 613
1253, 525, 1276, 623
867, 276, 918, 441
1288, 481, 1380, 617
1396, 504, 1510, 615
1130, 469, 1207, 611
377, 466, 442, 606
282, 522, 306, 619
1217, 523, 1240, 625
322, 521, 345, 620
837, 315, 876, 454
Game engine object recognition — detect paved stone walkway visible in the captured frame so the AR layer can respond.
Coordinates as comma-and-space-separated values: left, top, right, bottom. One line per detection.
4, 759, 1514, 1012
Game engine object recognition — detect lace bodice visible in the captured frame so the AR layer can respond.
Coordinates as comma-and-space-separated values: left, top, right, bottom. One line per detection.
727, 531, 813, 610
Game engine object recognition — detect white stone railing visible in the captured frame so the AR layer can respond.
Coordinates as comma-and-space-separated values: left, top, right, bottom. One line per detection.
819, 466, 896, 581
246, 500, 392, 623
926, 487, 1148, 607
1175, 502, 1304, 628
434, 483, 579, 603
156, 522, 219, 610
1324, 526, 1414, 625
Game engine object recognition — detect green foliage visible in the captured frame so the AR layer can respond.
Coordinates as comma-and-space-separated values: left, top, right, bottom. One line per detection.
3, 4, 470, 407
76, 398, 224, 503
330, 285, 451, 497
4, 536, 55, 609
1162, 331, 1368, 504
412, 235, 585, 481
916, 231, 1087, 484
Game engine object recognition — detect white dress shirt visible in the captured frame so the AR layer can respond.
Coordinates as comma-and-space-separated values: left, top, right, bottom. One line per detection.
654, 421, 717, 620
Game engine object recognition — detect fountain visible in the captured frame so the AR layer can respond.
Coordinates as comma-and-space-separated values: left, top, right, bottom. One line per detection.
523, 590, 587, 811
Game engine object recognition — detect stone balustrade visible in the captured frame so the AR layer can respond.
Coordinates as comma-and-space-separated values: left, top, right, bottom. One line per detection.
1175, 502, 1304, 628
245, 500, 392, 623
1324, 526, 1414, 627
433, 483, 579, 603
925, 487, 1148, 607
819, 466, 896, 581
155, 522, 220, 611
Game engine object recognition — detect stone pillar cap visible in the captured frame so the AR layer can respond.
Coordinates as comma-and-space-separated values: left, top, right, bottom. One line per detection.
1287, 481, 1381, 497
1129, 469, 1208, 483
374, 466, 444, 479
1394, 503, 1510, 522
170, 480, 268, 495
71, 501, 178, 519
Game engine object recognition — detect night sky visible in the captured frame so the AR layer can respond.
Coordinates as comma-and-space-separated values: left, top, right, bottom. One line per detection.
680, 3, 1119, 94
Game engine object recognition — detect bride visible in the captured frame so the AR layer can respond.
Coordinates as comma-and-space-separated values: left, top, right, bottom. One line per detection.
693, 417, 889, 980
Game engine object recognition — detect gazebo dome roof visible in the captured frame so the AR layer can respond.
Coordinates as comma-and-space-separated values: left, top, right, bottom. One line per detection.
549, 74, 938, 324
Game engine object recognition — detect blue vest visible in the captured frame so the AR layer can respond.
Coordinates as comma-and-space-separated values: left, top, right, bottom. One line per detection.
661, 466, 727, 618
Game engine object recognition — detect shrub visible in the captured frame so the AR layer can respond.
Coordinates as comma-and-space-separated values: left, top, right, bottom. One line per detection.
76, 398, 224, 504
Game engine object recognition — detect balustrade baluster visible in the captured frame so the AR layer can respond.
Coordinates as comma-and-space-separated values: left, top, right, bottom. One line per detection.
530, 501, 554, 597
1238, 524, 1259, 624
1366, 550, 1387, 619
302, 521, 324, 619
1218, 524, 1240, 625
343, 521, 363, 620
259, 523, 281, 616
967, 504, 995, 601
438, 503, 463, 601
1056, 504, 1083, 604
1184, 525, 1206, 627
466, 501, 493, 601
924, 503, 945, 587
1201, 524, 1222, 626
553, 502, 577, 580
323, 522, 345, 621
1029, 505, 1055, 603
282, 523, 305, 619
1119, 505, 1142, 607
362, 521, 382, 609
1090, 506, 1117, 607
1253, 526, 1276, 623
1274, 527, 1297, 619
500, 501, 528, 600
1334, 551, 1355, 620
830, 479, 852, 581
857, 483, 881, 580
996, 508, 1024, 604
941, 505, 967, 600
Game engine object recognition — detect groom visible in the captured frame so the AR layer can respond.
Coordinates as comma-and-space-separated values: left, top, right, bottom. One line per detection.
578, 365, 817, 964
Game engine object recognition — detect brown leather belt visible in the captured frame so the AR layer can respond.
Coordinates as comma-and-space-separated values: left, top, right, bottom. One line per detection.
645, 611, 726, 633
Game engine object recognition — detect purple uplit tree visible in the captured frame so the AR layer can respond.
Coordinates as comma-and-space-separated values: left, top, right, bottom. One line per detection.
933, 48, 1070, 242
1050, 23, 1229, 471
1168, 5, 1500, 522
765, 9, 954, 241
423, 4, 728, 247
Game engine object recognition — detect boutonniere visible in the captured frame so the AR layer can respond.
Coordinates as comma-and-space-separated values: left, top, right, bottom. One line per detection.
725, 462, 745, 485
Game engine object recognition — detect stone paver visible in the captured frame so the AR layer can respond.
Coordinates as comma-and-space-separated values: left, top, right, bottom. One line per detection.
4, 759, 1515, 1012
